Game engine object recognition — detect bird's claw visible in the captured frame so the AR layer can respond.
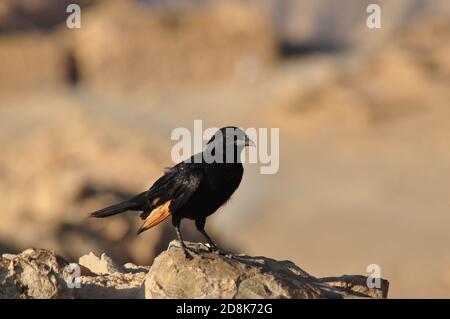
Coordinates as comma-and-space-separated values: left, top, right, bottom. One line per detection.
206, 244, 218, 253
213, 249, 234, 259
220, 252, 235, 259
183, 250, 193, 260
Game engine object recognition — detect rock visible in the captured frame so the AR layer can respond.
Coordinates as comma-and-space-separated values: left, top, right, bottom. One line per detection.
79, 252, 123, 275
74, 268, 148, 299
0, 243, 388, 299
0, 248, 73, 299
74, 252, 150, 298
0, 248, 149, 299
141, 241, 389, 299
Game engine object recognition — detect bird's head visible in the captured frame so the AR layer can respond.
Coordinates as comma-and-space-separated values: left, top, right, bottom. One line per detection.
207, 126, 255, 148
204, 126, 255, 163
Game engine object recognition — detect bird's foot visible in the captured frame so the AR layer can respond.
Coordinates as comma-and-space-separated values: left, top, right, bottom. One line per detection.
185, 245, 201, 255
209, 247, 234, 259
219, 251, 235, 259
183, 250, 193, 260
205, 243, 218, 253
177, 241, 195, 259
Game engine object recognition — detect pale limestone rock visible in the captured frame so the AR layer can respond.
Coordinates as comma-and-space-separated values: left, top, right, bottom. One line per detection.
0, 248, 73, 299
78, 252, 123, 275
141, 241, 389, 299
0, 244, 388, 299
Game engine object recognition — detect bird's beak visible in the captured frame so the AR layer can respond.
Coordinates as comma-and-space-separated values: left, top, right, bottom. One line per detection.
245, 137, 255, 147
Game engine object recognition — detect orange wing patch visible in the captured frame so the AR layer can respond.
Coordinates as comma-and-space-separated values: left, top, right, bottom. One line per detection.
137, 201, 172, 234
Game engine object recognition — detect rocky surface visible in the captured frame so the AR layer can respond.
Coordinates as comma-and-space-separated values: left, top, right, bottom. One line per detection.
0, 241, 388, 299
1, 0, 449, 299
0, 248, 72, 298
0, 247, 149, 299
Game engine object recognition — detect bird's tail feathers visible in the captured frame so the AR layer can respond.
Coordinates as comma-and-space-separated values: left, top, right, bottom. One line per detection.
90, 192, 146, 218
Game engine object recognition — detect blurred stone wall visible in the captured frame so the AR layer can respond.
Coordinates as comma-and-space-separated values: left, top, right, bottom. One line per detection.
0, 33, 68, 95
0, 0, 277, 95
3, 0, 450, 96
72, 1, 277, 93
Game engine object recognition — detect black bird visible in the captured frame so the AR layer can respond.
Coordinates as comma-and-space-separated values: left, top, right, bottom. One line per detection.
90, 126, 254, 258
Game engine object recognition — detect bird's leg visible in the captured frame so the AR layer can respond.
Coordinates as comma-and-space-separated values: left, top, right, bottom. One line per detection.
173, 219, 192, 259
199, 229, 218, 252
195, 218, 218, 252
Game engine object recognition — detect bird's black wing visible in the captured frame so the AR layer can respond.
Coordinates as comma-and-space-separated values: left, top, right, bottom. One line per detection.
147, 162, 204, 211
137, 162, 204, 233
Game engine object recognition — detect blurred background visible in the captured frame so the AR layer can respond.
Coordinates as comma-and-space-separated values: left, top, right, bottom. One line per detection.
0, 0, 450, 298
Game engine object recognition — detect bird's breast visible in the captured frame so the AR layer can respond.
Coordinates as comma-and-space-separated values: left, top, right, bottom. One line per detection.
176, 163, 243, 220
